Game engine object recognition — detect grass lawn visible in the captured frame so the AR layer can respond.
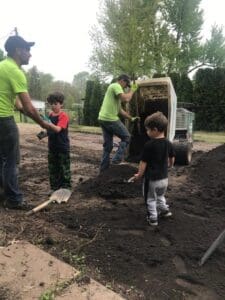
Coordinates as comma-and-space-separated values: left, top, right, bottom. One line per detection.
71, 126, 225, 144
70, 125, 102, 134
194, 131, 225, 144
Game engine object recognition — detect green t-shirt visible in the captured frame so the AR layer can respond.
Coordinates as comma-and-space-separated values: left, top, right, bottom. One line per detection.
98, 82, 123, 121
0, 57, 28, 117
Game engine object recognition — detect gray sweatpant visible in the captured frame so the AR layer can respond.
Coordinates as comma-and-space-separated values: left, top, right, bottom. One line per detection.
143, 178, 169, 220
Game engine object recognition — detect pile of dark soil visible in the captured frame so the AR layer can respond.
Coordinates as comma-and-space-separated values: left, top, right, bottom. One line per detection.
78, 164, 141, 199
76, 144, 225, 299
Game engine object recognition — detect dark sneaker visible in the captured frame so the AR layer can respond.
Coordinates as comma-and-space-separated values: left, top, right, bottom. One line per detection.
4, 200, 29, 210
159, 210, 172, 218
147, 216, 158, 226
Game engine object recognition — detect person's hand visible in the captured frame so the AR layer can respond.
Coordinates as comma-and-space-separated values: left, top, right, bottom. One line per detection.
40, 114, 51, 123
37, 131, 48, 140
133, 173, 142, 181
131, 83, 138, 93
131, 116, 140, 122
42, 121, 52, 130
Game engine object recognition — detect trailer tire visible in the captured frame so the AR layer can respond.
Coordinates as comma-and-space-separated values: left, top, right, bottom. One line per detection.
174, 143, 192, 165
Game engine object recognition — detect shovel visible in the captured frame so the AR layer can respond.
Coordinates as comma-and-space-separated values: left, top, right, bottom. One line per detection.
26, 188, 72, 216
127, 176, 135, 183
199, 227, 225, 266
122, 176, 135, 183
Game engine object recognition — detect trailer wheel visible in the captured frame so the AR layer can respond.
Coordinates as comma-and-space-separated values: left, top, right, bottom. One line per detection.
174, 143, 192, 165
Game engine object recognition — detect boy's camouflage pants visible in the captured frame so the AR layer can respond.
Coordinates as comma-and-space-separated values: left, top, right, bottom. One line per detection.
48, 151, 71, 190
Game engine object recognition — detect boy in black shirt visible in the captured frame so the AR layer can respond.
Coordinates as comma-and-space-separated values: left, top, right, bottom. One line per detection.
133, 112, 175, 226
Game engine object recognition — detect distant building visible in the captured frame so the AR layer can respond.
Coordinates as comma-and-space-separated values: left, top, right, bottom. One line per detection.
31, 99, 46, 112
18, 99, 46, 123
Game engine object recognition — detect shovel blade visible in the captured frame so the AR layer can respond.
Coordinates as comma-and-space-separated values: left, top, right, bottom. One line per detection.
50, 188, 72, 204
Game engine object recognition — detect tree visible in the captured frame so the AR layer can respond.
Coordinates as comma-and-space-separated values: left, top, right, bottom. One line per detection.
26, 66, 42, 99
203, 25, 225, 68
39, 72, 54, 101
89, 0, 205, 77
83, 80, 95, 125
89, 80, 104, 126
193, 68, 225, 130
89, 0, 157, 78
0, 49, 5, 62
188, 25, 225, 74
178, 73, 193, 103
72, 71, 90, 101
161, 0, 203, 74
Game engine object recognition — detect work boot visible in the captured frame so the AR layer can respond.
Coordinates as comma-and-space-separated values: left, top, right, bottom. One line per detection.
3, 200, 29, 210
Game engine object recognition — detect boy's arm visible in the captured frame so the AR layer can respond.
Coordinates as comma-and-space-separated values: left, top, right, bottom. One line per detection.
47, 123, 62, 133
168, 141, 175, 168
134, 160, 147, 180
168, 156, 175, 168
48, 112, 69, 133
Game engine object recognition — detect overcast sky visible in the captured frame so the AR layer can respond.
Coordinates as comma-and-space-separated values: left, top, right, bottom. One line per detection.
0, 0, 224, 83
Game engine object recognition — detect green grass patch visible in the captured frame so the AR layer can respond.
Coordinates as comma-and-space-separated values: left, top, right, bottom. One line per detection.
194, 131, 225, 144
70, 125, 101, 134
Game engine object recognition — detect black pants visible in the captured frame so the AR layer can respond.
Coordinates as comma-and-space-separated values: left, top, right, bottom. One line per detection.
48, 151, 71, 190
0, 117, 23, 203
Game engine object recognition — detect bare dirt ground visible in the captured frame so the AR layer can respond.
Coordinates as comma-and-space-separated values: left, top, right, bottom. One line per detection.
0, 123, 225, 300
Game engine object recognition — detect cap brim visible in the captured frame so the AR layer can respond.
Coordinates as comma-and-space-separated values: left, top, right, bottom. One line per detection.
28, 42, 35, 47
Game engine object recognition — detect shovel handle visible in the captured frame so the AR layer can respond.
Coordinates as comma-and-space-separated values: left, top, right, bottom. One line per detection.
127, 176, 135, 183
199, 228, 225, 266
26, 199, 53, 216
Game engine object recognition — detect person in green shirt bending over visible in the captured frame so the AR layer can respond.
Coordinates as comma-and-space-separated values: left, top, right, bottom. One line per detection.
0, 35, 51, 209
98, 74, 138, 172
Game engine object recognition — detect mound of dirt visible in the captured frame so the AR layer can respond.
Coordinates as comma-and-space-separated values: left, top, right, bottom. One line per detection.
77, 164, 141, 199
190, 144, 225, 208
76, 144, 225, 298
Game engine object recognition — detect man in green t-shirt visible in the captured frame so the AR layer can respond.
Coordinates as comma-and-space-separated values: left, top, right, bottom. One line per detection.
98, 74, 138, 172
0, 35, 51, 209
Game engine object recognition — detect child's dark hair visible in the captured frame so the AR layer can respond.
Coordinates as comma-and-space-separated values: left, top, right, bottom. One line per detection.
47, 92, 64, 104
144, 111, 168, 132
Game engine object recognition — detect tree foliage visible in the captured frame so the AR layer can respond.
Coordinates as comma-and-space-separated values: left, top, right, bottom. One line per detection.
83, 80, 95, 125
89, 0, 157, 78
72, 71, 91, 101
83, 79, 107, 126
0, 49, 5, 62
203, 25, 225, 68
194, 68, 225, 130
27, 66, 42, 99
90, 0, 208, 77
89, 80, 104, 125
39, 72, 54, 101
